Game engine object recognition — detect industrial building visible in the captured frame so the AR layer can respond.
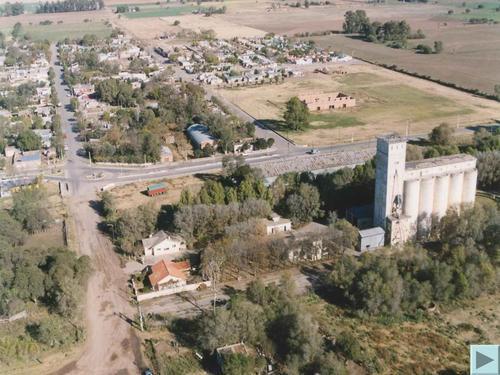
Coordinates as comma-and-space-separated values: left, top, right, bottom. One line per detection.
373, 135, 477, 245
358, 227, 385, 252
298, 92, 356, 111
186, 123, 217, 149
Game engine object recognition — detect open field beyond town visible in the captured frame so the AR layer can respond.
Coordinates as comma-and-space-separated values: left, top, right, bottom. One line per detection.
216, 63, 500, 146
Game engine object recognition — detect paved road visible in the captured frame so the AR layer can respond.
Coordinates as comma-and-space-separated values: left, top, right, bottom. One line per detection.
49, 44, 144, 375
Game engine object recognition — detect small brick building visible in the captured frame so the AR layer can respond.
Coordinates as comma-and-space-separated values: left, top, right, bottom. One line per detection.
298, 92, 356, 111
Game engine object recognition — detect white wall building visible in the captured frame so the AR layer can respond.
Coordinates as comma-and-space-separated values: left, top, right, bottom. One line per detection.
142, 231, 187, 257
373, 136, 477, 245
264, 213, 292, 235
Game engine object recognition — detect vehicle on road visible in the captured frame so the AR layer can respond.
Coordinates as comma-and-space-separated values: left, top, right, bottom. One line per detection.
308, 148, 319, 155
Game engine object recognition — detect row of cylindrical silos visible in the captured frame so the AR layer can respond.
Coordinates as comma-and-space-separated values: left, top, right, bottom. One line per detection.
402, 169, 477, 230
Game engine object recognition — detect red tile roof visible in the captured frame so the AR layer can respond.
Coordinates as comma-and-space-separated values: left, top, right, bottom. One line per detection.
149, 260, 190, 287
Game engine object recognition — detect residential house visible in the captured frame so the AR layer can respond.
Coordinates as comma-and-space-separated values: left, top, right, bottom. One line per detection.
72, 83, 95, 97
14, 151, 41, 170
264, 213, 292, 235
33, 129, 52, 148
142, 230, 187, 257
148, 259, 190, 291
287, 222, 328, 261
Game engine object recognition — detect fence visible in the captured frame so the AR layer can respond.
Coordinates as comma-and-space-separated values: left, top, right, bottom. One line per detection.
136, 281, 211, 302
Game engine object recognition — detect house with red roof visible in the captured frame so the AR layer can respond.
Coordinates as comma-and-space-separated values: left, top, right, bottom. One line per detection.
148, 259, 190, 291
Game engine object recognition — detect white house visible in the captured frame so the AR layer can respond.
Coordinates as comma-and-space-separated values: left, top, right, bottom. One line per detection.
142, 230, 186, 257
264, 213, 292, 235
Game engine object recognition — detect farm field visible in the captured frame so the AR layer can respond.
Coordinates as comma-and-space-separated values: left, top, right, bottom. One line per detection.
0, 20, 112, 41
216, 63, 500, 146
121, 4, 197, 19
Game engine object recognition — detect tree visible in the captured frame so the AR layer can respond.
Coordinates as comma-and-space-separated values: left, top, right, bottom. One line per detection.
12, 187, 52, 233
406, 144, 423, 161
222, 353, 263, 375
434, 40, 443, 53
495, 84, 500, 99
416, 44, 433, 54
285, 183, 322, 224
429, 123, 453, 146
16, 129, 42, 151
11, 22, 22, 38
283, 97, 309, 131
343, 10, 370, 33
476, 151, 500, 190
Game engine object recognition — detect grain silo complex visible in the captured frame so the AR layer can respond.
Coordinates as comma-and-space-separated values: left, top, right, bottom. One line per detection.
373, 135, 477, 245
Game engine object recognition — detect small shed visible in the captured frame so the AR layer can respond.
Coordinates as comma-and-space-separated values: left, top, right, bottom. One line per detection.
147, 182, 167, 197
358, 227, 385, 252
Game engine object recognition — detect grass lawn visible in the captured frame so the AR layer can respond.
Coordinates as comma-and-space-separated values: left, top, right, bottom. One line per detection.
0, 21, 112, 41
122, 5, 196, 18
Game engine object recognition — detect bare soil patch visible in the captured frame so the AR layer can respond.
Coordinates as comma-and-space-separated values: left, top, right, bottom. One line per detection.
110, 175, 204, 210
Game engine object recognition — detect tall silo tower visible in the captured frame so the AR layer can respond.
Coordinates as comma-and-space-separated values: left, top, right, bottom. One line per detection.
373, 136, 407, 229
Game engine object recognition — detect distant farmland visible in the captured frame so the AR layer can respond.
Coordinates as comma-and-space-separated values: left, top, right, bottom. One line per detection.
121, 4, 196, 18
0, 20, 112, 41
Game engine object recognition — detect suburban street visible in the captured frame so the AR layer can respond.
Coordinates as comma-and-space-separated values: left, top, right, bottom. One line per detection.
49, 44, 144, 375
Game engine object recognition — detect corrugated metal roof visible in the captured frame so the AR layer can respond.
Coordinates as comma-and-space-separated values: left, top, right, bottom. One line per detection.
187, 123, 216, 146
359, 227, 385, 238
147, 183, 166, 191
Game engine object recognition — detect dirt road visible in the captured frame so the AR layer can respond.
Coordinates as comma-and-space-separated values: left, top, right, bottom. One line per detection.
51, 195, 144, 375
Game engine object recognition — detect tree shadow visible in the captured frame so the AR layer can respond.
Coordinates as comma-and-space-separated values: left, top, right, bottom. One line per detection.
157, 204, 176, 232
257, 118, 289, 131
169, 317, 202, 348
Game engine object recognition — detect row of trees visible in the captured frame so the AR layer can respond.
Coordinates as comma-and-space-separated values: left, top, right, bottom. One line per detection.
343, 10, 418, 48
36, 0, 104, 13
1, 1, 24, 16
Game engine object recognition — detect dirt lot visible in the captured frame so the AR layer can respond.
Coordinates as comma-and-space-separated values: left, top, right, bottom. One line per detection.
109, 175, 204, 210
216, 62, 500, 146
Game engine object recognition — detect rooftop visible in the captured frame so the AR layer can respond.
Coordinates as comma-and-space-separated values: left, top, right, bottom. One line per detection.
377, 134, 406, 144
186, 123, 217, 146
359, 227, 385, 238
405, 153, 476, 171
149, 259, 190, 286
142, 230, 183, 250
147, 183, 167, 191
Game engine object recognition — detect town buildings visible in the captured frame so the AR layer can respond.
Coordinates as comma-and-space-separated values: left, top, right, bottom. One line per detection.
373, 135, 477, 245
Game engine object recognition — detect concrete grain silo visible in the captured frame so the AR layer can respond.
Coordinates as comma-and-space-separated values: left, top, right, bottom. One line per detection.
373, 136, 477, 246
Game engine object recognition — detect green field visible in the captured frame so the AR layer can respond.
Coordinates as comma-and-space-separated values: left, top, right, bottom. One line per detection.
439, 0, 500, 22
0, 21, 112, 42
122, 5, 196, 19
307, 73, 473, 130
